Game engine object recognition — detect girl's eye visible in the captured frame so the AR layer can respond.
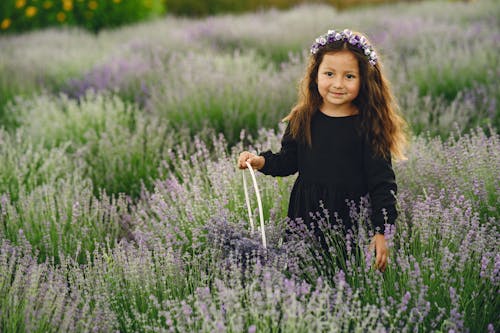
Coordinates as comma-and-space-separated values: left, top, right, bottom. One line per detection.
346, 74, 356, 79
325, 72, 334, 77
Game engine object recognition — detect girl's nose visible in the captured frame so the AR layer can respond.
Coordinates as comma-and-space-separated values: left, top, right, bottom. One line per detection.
332, 76, 343, 88
332, 75, 342, 88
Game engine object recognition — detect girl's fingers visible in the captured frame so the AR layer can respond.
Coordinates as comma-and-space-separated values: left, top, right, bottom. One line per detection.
376, 254, 387, 272
243, 156, 252, 168
238, 152, 250, 169
238, 152, 258, 169
238, 153, 263, 170
374, 249, 387, 272
379, 255, 386, 271
246, 158, 256, 169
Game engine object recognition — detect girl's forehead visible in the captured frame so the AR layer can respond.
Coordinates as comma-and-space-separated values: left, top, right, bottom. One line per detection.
319, 51, 359, 68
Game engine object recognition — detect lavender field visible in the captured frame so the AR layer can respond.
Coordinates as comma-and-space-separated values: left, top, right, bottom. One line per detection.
0, 1, 499, 332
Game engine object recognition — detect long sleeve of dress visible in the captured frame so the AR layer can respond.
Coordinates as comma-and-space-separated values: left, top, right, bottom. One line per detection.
363, 144, 398, 234
258, 125, 298, 177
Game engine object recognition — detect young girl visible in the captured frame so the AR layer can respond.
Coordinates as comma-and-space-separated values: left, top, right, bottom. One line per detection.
238, 29, 408, 272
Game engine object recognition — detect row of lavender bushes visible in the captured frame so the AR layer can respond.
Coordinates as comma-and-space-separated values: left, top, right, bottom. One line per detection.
0, 0, 499, 331
0, 113, 498, 331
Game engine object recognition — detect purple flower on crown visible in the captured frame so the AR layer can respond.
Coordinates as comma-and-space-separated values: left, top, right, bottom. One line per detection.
310, 28, 378, 66
310, 44, 319, 54
317, 36, 327, 45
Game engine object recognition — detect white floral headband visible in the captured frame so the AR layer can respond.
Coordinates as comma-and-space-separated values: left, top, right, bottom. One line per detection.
310, 29, 378, 66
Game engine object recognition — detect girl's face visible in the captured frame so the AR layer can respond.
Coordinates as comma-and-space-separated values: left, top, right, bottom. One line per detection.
316, 50, 360, 114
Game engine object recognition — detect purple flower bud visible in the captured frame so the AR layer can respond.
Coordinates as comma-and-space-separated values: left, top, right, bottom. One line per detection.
317, 37, 327, 45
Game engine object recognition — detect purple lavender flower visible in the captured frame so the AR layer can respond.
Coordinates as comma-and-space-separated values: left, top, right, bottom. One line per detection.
400, 291, 411, 312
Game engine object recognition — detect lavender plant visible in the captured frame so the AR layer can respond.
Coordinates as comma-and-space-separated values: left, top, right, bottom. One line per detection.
62, 54, 152, 107
0, 176, 129, 264
396, 126, 500, 220
0, 27, 113, 127
145, 50, 298, 145
0, 128, 74, 203
0, 241, 115, 332
133, 131, 293, 245
9, 92, 182, 198
8, 92, 135, 149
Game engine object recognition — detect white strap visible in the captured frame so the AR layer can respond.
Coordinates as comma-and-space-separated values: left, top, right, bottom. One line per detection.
242, 161, 267, 249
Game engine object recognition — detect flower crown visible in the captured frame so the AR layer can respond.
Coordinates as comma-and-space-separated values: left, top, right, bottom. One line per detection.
310, 29, 378, 66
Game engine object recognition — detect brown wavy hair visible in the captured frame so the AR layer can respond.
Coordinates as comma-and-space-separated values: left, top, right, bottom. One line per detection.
284, 32, 408, 160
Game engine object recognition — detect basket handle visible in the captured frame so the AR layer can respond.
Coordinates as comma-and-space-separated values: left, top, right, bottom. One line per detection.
242, 161, 267, 249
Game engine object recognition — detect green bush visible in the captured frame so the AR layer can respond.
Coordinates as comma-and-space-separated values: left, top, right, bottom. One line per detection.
0, 0, 166, 34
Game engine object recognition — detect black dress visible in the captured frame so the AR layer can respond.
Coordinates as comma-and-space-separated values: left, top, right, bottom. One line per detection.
258, 110, 397, 234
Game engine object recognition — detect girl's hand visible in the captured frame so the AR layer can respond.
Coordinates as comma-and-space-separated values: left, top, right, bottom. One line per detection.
238, 151, 265, 170
370, 233, 389, 272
